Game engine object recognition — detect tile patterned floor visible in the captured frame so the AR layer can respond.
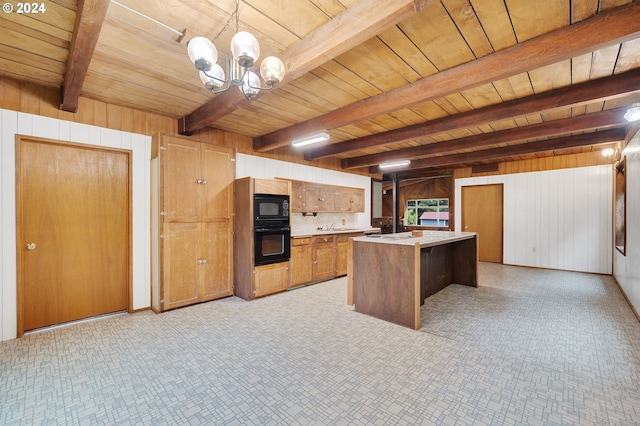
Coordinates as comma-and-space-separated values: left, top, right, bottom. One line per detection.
1, 263, 639, 425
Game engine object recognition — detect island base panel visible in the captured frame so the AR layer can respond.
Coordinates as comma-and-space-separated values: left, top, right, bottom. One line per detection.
353, 241, 418, 329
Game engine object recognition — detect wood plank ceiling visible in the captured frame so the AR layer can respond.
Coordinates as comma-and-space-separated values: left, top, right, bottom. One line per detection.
2, 0, 640, 177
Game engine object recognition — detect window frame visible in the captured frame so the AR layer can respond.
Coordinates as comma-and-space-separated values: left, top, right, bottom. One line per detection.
404, 198, 449, 228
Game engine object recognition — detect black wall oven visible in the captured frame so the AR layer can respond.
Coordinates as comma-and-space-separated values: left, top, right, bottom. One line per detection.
254, 225, 291, 266
253, 193, 291, 266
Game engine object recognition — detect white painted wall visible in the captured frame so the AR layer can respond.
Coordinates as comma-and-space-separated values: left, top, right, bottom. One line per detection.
455, 165, 613, 274
0, 109, 152, 342
614, 130, 640, 316
236, 153, 372, 230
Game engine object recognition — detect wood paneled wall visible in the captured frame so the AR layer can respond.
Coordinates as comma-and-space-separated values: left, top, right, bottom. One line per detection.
453, 151, 615, 179
0, 77, 366, 176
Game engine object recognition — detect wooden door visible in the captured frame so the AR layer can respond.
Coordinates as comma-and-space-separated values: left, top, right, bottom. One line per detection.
17, 138, 130, 333
162, 136, 200, 222
461, 184, 503, 263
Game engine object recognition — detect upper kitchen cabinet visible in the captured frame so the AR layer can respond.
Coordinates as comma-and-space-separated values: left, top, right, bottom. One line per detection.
160, 136, 233, 222
335, 187, 365, 212
151, 134, 235, 312
282, 179, 365, 213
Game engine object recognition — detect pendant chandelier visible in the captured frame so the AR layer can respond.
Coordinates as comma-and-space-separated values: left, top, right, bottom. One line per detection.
186, 0, 285, 100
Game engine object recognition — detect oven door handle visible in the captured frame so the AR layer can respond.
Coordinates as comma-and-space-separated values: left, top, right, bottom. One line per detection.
255, 227, 290, 233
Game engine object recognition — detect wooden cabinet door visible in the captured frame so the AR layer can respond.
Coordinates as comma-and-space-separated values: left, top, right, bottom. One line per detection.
336, 241, 349, 276
291, 245, 313, 286
201, 221, 233, 301
163, 222, 200, 310
201, 144, 234, 222
350, 189, 365, 212
334, 189, 352, 212
303, 185, 321, 211
162, 137, 200, 222
254, 262, 289, 297
336, 188, 365, 212
313, 243, 336, 281
319, 187, 336, 211
290, 181, 304, 212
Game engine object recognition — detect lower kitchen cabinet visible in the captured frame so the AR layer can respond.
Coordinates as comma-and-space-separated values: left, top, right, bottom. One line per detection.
254, 262, 289, 298
337, 232, 362, 276
291, 237, 312, 287
312, 235, 337, 281
162, 222, 233, 310
290, 232, 365, 287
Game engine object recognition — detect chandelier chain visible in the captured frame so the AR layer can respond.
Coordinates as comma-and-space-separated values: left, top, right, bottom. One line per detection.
212, 0, 240, 43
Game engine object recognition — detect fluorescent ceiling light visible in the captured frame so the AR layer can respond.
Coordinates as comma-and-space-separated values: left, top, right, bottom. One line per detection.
624, 106, 640, 122
379, 159, 411, 169
291, 132, 329, 147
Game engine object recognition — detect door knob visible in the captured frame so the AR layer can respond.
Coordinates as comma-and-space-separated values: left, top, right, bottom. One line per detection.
26, 243, 36, 250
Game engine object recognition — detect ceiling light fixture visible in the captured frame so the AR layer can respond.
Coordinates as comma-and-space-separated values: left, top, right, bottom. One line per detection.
291, 132, 330, 147
186, 0, 285, 100
379, 159, 411, 169
624, 103, 640, 122
601, 148, 615, 158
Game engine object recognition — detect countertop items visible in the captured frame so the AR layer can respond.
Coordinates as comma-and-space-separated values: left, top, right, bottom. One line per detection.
353, 230, 476, 247
291, 227, 380, 238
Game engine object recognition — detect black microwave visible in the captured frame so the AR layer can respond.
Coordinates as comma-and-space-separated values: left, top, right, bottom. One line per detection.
254, 194, 290, 224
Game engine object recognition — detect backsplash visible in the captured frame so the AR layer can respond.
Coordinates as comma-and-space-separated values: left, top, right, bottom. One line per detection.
291, 212, 356, 232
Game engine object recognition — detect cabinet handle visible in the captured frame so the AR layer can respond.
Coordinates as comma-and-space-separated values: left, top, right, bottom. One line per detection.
197, 259, 202, 264
202, 179, 207, 185
196, 179, 203, 184
201, 259, 207, 264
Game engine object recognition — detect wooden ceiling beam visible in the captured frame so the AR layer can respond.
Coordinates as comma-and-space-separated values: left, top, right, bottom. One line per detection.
345, 107, 630, 169
254, 2, 640, 152
178, 0, 431, 135
388, 128, 626, 176
305, 69, 640, 160
60, 0, 110, 112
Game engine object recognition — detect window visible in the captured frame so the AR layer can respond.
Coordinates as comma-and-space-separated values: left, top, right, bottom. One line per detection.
405, 198, 449, 227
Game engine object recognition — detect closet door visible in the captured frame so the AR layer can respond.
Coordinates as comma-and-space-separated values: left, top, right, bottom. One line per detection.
461, 184, 503, 263
18, 137, 130, 333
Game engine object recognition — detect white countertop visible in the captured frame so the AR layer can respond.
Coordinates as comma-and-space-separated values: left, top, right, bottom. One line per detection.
352, 230, 476, 248
291, 227, 381, 238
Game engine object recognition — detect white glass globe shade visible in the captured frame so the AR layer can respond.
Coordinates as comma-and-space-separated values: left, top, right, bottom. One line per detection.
240, 71, 260, 99
187, 36, 217, 71
624, 106, 640, 122
260, 56, 285, 86
199, 64, 225, 90
231, 31, 260, 67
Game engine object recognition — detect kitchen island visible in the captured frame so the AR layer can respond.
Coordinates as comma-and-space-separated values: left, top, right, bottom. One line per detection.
348, 231, 478, 330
